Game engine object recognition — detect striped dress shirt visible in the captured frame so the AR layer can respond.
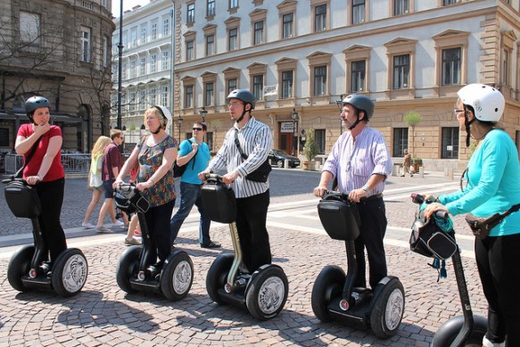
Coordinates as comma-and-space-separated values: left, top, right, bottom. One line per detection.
322, 126, 393, 196
208, 117, 273, 198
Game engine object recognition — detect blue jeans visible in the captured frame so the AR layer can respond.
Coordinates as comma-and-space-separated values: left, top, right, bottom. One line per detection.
170, 182, 212, 246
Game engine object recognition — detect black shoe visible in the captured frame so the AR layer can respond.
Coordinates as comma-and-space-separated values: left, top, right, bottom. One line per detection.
201, 241, 221, 249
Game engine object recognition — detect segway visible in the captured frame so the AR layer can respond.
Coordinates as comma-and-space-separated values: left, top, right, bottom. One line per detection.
311, 191, 405, 339
114, 183, 193, 301
4, 178, 88, 297
410, 193, 487, 347
201, 174, 289, 320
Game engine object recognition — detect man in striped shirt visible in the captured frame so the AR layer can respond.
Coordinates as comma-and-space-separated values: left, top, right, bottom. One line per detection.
199, 89, 273, 273
313, 94, 393, 290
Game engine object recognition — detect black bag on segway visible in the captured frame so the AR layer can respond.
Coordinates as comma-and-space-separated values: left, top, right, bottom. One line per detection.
114, 187, 149, 215
317, 193, 361, 241
3, 178, 41, 218
410, 213, 457, 260
201, 178, 237, 224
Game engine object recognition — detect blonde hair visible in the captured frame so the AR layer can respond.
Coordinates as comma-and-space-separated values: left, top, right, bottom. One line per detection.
91, 136, 111, 159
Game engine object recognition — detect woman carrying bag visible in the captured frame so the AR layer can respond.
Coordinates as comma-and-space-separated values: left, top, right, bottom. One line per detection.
14, 96, 67, 263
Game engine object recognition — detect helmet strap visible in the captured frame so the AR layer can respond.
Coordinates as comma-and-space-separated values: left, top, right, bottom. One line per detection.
236, 104, 250, 123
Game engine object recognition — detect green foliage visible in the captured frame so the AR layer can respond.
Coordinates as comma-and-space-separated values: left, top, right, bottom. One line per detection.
304, 128, 319, 162
404, 111, 422, 127
129, 124, 137, 131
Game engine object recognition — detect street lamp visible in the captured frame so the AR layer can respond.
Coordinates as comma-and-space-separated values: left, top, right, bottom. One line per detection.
177, 116, 183, 140
291, 108, 298, 156
199, 106, 207, 123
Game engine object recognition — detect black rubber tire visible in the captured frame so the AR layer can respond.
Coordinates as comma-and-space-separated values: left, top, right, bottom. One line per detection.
116, 245, 141, 293
245, 265, 289, 320
311, 265, 346, 322
161, 250, 194, 301
206, 253, 234, 305
431, 314, 487, 347
369, 277, 405, 339
51, 248, 88, 297
276, 160, 284, 168
7, 245, 35, 292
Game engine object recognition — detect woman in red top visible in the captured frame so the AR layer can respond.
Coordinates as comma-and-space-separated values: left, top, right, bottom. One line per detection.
15, 96, 67, 262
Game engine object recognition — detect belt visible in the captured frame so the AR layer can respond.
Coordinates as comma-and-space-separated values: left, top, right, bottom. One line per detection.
361, 193, 383, 202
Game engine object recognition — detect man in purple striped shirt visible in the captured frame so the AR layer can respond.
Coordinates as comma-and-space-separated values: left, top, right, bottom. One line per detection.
314, 94, 393, 290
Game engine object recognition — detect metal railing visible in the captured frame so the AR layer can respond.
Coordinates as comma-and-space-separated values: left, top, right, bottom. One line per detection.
4, 153, 91, 176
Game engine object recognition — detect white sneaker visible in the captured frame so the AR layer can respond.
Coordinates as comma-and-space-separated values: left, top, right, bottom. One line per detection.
114, 220, 125, 227
95, 226, 113, 234
82, 222, 95, 229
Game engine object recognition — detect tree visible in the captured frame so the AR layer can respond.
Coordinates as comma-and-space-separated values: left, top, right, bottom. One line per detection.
403, 111, 422, 156
303, 128, 319, 162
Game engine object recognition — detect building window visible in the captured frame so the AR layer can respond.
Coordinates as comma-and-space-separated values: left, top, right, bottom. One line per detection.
80, 26, 92, 62
149, 88, 157, 107
186, 40, 194, 60
314, 4, 326, 32
393, 54, 410, 89
227, 78, 237, 93
130, 60, 137, 79
502, 48, 510, 86
162, 51, 169, 70
102, 36, 109, 68
140, 58, 146, 75
150, 54, 157, 73
161, 86, 169, 107
350, 60, 365, 92
352, 0, 365, 24
393, 128, 409, 157
314, 66, 327, 96
282, 13, 293, 39
187, 3, 195, 24
139, 90, 146, 110
206, 34, 214, 56
204, 82, 214, 106
229, 0, 238, 9
443, 0, 458, 5
441, 127, 459, 159
254, 21, 264, 45
141, 26, 146, 44
122, 62, 127, 79
207, 0, 215, 17
281, 71, 293, 99
163, 18, 170, 37
442, 48, 461, 86
131, 28, 137, 47
129, 92, 136, 111
185, 85, 194, 108
252, 75, 264, 101
206, 132, 214, 152
315, 129, 326, 155
393, 0, 409, 15
151, 22, 157, 40
228, 28, 237, 51
19, 11, 41, 47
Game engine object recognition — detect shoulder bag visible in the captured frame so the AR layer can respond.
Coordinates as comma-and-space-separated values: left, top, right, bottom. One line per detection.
233, 129, 271, 183
173, 139, 197, 178
465, 203, 520, 239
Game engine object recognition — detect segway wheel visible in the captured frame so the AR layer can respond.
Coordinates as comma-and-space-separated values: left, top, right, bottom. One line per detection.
51, 248, 88, 297
369, 277, 405, 339
206, 253, 234, 305
116, 245, 141, 294
245, 264, 289, 320
431, 315, 487, 347
161, 250, 194, 301
7, 245, 35, 292
311, 265, 346, 322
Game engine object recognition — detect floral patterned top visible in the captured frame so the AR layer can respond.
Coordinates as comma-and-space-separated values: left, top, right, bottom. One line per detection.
136, 135, 177, 208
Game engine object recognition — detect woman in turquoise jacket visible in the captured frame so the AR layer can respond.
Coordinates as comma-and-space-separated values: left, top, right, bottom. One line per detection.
424, 84, 520, 347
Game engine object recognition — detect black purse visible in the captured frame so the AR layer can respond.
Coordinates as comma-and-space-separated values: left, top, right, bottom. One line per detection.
233, 129, 271, 183
3, 139, 42, 218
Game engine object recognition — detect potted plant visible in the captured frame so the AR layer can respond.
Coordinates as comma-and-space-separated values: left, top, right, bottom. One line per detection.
303, 128, 319, 170
411, 158, 422, 173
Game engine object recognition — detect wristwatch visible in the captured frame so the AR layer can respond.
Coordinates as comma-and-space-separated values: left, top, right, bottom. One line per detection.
362, 184, 369, 193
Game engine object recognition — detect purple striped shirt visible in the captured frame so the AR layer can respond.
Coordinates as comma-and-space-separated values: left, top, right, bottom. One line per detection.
322, 126, 392, 195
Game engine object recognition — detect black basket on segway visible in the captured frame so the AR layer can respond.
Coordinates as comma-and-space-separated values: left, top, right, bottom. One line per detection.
318, 192, 361, 240
114, 184, 149, 214
3, 178, 42, 218
201, 175, 237, 224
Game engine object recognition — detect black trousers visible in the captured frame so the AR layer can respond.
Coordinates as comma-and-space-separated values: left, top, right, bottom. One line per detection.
353, 196, 388, 290
235, 190, 271, 273
476, 233, 520, 346
36, 178, 67, 261
143, 199, 175, 264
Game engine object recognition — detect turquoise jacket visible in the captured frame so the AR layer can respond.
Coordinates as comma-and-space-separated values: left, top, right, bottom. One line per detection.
438, 129, 520, 237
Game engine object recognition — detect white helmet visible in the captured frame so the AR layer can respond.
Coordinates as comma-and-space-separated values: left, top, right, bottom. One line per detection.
457, 84, 504, 122
153, 105, 172, 122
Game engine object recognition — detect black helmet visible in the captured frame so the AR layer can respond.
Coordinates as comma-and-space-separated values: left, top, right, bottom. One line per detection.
342, 94, 374, 120
25, 96, 51, 114
226, 89, 255, 110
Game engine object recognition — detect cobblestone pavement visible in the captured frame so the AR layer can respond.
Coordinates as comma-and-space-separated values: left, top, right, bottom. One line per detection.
0, 169, 487, 346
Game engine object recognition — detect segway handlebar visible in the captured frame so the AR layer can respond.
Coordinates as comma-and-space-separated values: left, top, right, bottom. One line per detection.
410, 193, 448, 219
115, 183, 137, 193
322, 190, 350, 201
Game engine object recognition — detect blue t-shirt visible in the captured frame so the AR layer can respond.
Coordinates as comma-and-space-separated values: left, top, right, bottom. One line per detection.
178, 138, 211, 184
439, 129, 520, 237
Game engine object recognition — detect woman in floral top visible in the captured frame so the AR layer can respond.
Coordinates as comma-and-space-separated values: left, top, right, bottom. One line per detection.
115, 105, 178, 273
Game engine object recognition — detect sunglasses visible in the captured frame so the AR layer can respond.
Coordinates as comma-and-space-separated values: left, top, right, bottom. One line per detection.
192, 127, 203, 131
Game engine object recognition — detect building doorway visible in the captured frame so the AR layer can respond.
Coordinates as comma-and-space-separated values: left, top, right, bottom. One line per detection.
278, 121, 296, 155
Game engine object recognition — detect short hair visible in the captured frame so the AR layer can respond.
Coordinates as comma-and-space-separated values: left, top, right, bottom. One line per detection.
194, 122, 207, 131
110, 129, 123, 140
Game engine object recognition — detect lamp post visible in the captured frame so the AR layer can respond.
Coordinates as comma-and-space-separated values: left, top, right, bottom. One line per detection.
199, 106, 208, 141
177, 116, 183, 140
291, 108, 298, 156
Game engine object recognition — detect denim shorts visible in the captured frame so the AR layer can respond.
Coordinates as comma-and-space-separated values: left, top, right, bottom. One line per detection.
103, 179, 115, 199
